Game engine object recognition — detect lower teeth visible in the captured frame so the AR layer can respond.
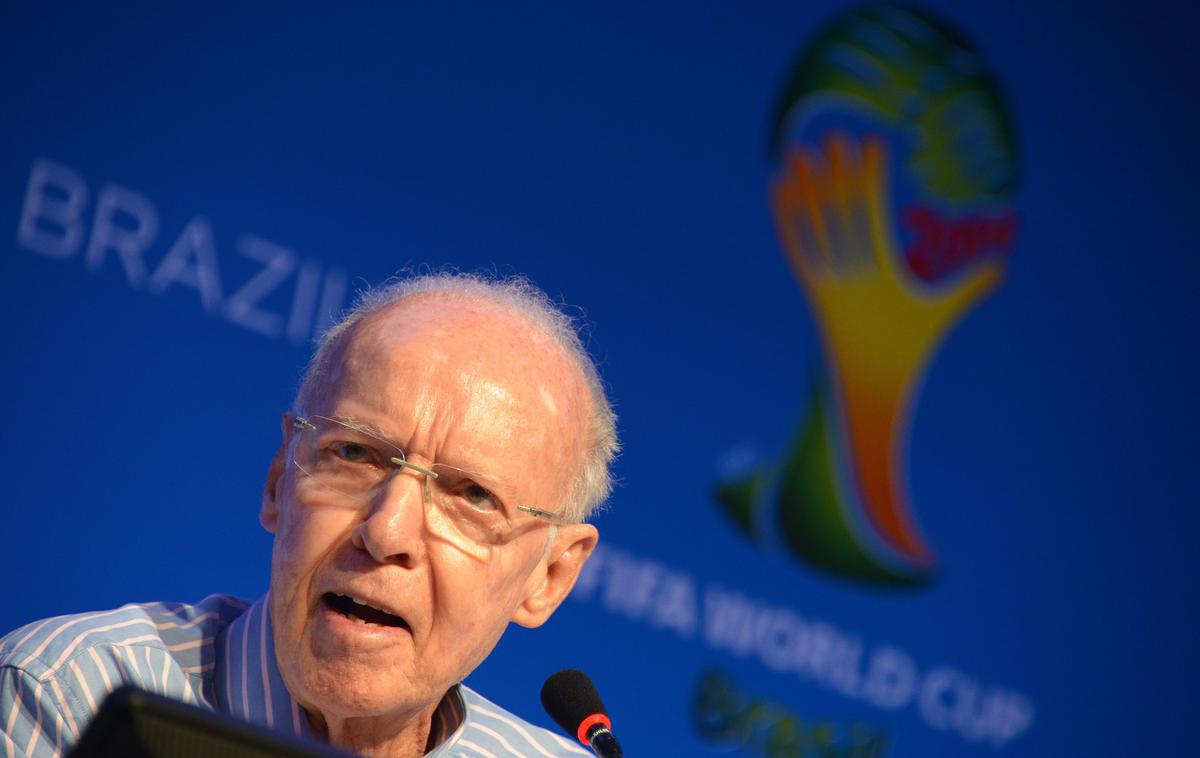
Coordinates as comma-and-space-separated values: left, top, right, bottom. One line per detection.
343, 612, 382, 627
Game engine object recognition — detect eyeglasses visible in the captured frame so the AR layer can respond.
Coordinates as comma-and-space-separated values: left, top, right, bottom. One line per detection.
290, 415, 564, 555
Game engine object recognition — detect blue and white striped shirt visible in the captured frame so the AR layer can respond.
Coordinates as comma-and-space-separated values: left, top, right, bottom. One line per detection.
0, 595, 589, 758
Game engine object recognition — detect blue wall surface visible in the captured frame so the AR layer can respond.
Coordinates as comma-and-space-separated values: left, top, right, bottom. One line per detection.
2, 3, 1197, 756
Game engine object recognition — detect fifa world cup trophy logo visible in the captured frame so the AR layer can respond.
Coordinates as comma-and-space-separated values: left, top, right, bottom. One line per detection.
717, 5, 1019, 585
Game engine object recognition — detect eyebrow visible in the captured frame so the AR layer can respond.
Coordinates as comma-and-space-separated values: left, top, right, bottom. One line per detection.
328, 415, 398, 444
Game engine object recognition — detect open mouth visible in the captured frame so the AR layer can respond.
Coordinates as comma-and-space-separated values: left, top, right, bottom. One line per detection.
323, 593, 409, 630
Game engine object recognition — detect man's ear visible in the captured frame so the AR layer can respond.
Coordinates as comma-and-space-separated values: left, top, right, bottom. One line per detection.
512, 524, 599, 628
260, 413, 293, 533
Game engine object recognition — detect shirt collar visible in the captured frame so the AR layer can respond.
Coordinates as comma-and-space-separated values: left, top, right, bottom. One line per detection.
214, 594, 315, 740
427, 684, 467, 753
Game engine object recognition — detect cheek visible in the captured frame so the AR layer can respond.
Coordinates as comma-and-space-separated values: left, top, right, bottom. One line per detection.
430, 546, 541, 636
271, 498, 357, 601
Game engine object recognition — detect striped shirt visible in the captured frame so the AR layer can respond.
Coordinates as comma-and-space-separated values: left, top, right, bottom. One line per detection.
0, 595, 589, 758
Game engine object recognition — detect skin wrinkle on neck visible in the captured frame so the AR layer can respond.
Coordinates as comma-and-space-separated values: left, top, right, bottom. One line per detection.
310, 700, 437, 758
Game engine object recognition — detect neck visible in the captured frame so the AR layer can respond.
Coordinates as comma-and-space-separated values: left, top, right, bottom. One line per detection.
305, 700, 442, 758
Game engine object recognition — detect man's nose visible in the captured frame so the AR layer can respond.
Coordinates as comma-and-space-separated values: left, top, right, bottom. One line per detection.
350, 470, 428, 567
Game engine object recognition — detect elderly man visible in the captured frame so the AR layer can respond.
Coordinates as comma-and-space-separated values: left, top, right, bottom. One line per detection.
0, 273, 619, 757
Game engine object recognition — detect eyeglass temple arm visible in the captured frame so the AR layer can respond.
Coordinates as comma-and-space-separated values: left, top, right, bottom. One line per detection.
517, 505, 566, 522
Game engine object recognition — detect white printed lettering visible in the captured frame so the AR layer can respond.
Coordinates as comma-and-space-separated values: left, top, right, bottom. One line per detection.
313, 266, 347, 340
603, 551, 663, 619
990, 691, 1035, 748
571, 545, 605, 600
85, 184, 159, 287
648, 570, 697, 638
753, 607, 811, 674
148, 217, 223, 312
589, 544, 1036, 748
18, 159, 89, 259
15, 158, 351, 346
918, 666, 957, 731
918, 666, 1035, 746
287, 260, 322, 344
224, 236, 296, 338
862, 646, 917, 710
806, 621, 862, 698
704, 586, 759, 657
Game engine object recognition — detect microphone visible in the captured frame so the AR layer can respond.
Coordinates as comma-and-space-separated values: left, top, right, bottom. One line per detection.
540, 669, 623, 758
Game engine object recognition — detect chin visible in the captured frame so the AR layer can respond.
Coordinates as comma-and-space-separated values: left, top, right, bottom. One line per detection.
299, 645, 448, 719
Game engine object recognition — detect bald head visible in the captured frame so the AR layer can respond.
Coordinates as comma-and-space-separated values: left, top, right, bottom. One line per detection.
294, 274, 618, 521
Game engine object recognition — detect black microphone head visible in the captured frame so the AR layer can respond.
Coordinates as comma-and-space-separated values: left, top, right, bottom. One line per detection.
540, 669, 608, 736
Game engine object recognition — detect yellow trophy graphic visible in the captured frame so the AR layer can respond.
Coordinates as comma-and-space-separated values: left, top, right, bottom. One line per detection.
772, 133, 1002, 569
715, 4, 1019, 584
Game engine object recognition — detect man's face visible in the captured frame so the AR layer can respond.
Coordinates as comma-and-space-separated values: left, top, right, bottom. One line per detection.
260, 296, 595, 726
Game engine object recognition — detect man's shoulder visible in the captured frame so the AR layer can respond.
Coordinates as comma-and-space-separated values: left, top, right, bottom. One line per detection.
454, 685, 591, 757
0, 595, 250, 679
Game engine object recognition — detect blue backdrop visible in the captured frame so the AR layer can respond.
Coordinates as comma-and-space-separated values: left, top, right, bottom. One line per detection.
2, 2, 1197, 756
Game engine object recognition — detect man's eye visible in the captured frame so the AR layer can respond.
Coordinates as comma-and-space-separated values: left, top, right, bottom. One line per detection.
331, 442, 376, 464
461, 484, 501, 513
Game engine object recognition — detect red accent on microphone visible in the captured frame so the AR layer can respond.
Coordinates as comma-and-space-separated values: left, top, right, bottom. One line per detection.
576, 713, 611, 746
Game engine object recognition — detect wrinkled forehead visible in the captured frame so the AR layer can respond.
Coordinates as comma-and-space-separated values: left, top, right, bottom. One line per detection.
338, 296, 575, 402
312, 295, 589, 495
362, 296, 560, 374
